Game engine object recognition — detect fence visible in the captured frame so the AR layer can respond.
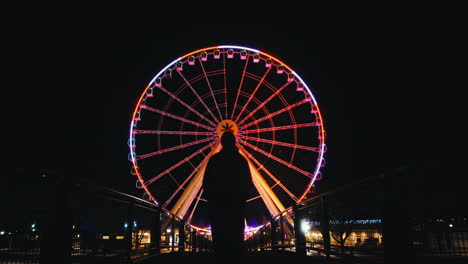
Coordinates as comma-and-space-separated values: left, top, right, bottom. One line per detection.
246, 173, 468, 262
0, 180, 211, 263
245, 174, 384, 262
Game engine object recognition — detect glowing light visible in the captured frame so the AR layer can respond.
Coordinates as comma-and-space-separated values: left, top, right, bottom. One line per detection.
213, 49, 220, 59
136, 137, 215, 160
129, 44, 327, 223
253, 53, 260, 63
301, 220, 310, 233
227, 49, 234, 58
140, 104, 215, 132
239, 139, 315, 178
143, 144, 213, 186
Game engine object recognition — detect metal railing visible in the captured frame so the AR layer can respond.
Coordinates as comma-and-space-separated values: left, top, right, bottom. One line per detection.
0, 180, 211, 263
246, 175, 385, 263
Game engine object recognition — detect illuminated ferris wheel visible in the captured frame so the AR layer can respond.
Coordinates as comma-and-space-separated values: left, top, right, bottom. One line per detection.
128, 45, 326, 228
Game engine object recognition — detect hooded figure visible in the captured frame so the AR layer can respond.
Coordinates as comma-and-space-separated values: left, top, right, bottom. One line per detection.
203, 131, 251, 259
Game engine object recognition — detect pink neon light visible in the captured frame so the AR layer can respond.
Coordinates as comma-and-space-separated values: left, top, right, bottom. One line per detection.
158, 86, 217, 127
213, 49, 220, 59
129, 44, 327, 218
240, 99, 309, 130
234, 66, 272, 123
239, 139, 315, 179
230, 57, 250, 120
198, 57, 223, 121
239, 122, 321, 134
240, 135, 320, 152
140, 105, 215, 131
143, 143, 214, 186
253, 53, 260, 63
136, 137, 215, 160
133, 130, 215, 136
176, 70, 220, 123
237, 81, 290, 126
227, 49, 234, 58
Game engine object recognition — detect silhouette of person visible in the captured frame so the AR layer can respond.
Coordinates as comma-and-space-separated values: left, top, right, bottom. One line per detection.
203, 131, 251, 259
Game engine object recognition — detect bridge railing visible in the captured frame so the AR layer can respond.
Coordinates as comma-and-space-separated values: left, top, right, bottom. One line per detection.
0, 179, 211, 264
246, 174, 385, 262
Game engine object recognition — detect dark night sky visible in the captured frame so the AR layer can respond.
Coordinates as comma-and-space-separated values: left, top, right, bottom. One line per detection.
3, 17, 466, 219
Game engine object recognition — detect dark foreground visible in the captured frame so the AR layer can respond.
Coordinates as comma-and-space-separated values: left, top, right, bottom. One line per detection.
136, 251, 467, 264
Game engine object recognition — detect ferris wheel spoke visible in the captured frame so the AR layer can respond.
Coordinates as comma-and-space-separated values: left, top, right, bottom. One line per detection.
140, 105, 215, 131
239, 99, 309, 130
239, 122, 321, 135
239, 145, 299, 203
246, 196, 261, 203
239, 139, 314, 179
163, 152, 211, 208
234, 66, 272, 123
176, 69, 220, 123
143, 143, 214, 187
198, 58, 223, 121
222, 53, 229, 119
136, 136, 216, 160
158, 86, 218, 127
239, 135, 320, 152
230, 57, 250, 120
237, 81, 290, 126
133, 130, 216, 136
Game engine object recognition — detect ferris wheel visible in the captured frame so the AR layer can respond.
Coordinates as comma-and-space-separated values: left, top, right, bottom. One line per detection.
128, 45, 326, 228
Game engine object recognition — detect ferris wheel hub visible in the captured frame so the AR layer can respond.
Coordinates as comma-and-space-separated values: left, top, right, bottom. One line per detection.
216, 119, 239, 137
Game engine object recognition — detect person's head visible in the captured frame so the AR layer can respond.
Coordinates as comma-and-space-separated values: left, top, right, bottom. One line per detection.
221, 131, 236, 150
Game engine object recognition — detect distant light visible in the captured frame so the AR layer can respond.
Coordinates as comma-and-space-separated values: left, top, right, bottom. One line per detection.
102, 235, 110, 240
166, 229, 171, 233
0, 231, 4, 235
301, 220, 310, 233
42, 174, 46, 178
133, 221, 137, 228
32, 229, 36, 232
124, 223, 128, 229
449, 224, 454, 228
31, 224, 36, 228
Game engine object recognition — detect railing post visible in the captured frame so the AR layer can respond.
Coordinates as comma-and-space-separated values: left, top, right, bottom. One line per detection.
280, 213, 285, 249
320, 196, 331, 260
270, 219, 277, 251
171, 216, 175, 252
294, 205, 306, 256
191, 229, 197, 252
126, 202, 134, 262
151, 209, 161, 254
179, 221, 186, 252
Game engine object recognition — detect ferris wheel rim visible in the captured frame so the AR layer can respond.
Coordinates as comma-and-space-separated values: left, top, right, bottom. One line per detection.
128, 44, 326, 220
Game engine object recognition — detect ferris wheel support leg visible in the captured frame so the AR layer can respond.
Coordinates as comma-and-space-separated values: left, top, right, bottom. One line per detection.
239, 148, 286, 218
171, 144, 220, 219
